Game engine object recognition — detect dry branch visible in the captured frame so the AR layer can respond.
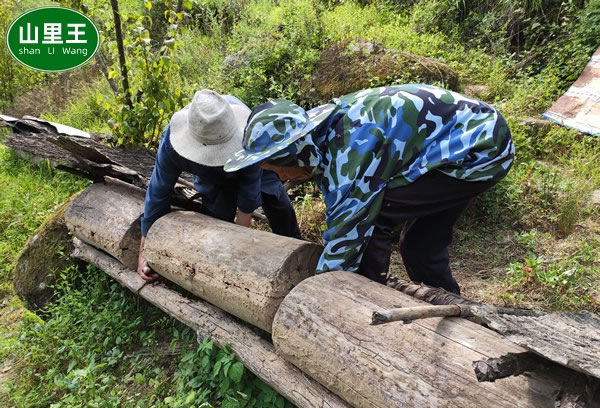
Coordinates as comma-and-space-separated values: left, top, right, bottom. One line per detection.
388, 278, 600, 382
371, 304, 539, 325
71, 239, 350, 408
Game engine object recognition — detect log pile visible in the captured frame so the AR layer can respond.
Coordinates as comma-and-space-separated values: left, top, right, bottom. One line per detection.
4, 117, 600, 407
62, 182, 599, 408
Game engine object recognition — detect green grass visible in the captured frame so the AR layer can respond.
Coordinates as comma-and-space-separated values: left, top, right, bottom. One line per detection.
0, 144, 88, 287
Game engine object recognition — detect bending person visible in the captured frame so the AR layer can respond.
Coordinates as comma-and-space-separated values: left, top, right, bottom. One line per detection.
138, 90, 300, 282
224, 84, 514, 294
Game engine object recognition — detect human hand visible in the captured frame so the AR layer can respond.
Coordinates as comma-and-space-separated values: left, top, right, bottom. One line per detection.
138, 237, 159, 282
137, 256, 159, 282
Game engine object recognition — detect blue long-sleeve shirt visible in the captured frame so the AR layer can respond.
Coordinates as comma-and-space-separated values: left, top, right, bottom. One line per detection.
140, 97, 283, 236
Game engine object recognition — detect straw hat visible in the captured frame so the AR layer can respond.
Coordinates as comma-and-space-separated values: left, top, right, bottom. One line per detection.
169, 90, 250, 167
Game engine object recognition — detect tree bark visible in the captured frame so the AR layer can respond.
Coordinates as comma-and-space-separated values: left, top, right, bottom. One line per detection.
71, 239, 350, 408
387, 277, 478, 305
143, 211, 322, 332
272, 271, 580, 408
65, 183, 145, 270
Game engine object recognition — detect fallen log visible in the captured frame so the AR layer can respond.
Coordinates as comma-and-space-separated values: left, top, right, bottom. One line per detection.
272, 272, 587, 408
65, 182, 145, 270
71, 239, 350, 408
143, 211, 322, 332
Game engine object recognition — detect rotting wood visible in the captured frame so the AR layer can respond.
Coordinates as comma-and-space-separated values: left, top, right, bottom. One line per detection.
65, 183, 145, 270
480, 311, 600, 380
143, 211, 323, 332
71, 238, 350, 408
273, 271, 593, 408
472, 352, 541, 382
2, 122, 279, 223
472, 353, 599, 407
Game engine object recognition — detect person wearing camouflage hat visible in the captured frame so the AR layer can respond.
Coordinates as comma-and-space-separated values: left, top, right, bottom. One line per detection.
224, 84, 514, 294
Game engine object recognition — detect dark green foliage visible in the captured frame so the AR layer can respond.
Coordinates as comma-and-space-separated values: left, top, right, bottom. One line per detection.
410, 0, 598, 76
8, 264, 290, 407
223, 0, 324, 106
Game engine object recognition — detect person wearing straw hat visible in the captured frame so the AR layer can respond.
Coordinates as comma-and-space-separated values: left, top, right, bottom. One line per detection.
137, 89, 301, 282
224, 84, 514, 294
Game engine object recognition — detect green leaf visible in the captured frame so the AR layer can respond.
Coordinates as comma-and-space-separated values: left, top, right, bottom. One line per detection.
228, 362, 244, 383
108, 70, 118, 79
144, 1, 152, 11
184, 390, 196, 405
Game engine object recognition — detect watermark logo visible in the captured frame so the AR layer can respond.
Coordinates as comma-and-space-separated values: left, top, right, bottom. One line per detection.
6, 7, 99, 72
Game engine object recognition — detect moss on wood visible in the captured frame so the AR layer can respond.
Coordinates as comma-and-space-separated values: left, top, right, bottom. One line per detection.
13, 194, 80, 310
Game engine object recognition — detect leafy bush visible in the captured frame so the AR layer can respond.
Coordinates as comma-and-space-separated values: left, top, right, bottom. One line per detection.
223, 0, 324, 106
0, 0, 48, 111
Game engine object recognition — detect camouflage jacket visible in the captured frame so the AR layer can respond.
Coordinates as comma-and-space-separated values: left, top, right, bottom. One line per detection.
230, 84, 515, 274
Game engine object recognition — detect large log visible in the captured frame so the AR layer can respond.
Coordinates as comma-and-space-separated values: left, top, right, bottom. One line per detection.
143, 211, 322, 332
71, 239, 350, 408
272, 272, 589, 408
65, 183, 145, 270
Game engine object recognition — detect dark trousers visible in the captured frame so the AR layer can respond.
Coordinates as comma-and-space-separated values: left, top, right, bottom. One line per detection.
357, 171, 497, 294
202, 189, 301, 239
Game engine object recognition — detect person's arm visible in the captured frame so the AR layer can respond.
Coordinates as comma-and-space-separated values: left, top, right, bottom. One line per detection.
222, 94, 256, 227
316, 183, 386, 274
138, 127, 182, 281
236, 210, 252, 227
234, 164, 263, 228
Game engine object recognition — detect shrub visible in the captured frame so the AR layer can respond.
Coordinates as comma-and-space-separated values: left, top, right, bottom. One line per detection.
223, 0, 324, 106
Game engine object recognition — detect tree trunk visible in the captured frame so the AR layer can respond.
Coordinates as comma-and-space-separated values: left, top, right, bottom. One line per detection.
272, 271, 579, 408
71, 239, 350, 408
109, 0, 131, 106
143, 211, 322, 332
65, 183, 145, 270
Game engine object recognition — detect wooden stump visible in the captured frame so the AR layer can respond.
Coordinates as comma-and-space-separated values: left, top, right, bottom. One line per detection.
272, 272, 569, 408
65, 183, 145, 270
143, 211, 322, 332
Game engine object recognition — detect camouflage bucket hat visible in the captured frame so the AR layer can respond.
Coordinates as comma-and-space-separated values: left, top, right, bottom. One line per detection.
224, 99, 335, 172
